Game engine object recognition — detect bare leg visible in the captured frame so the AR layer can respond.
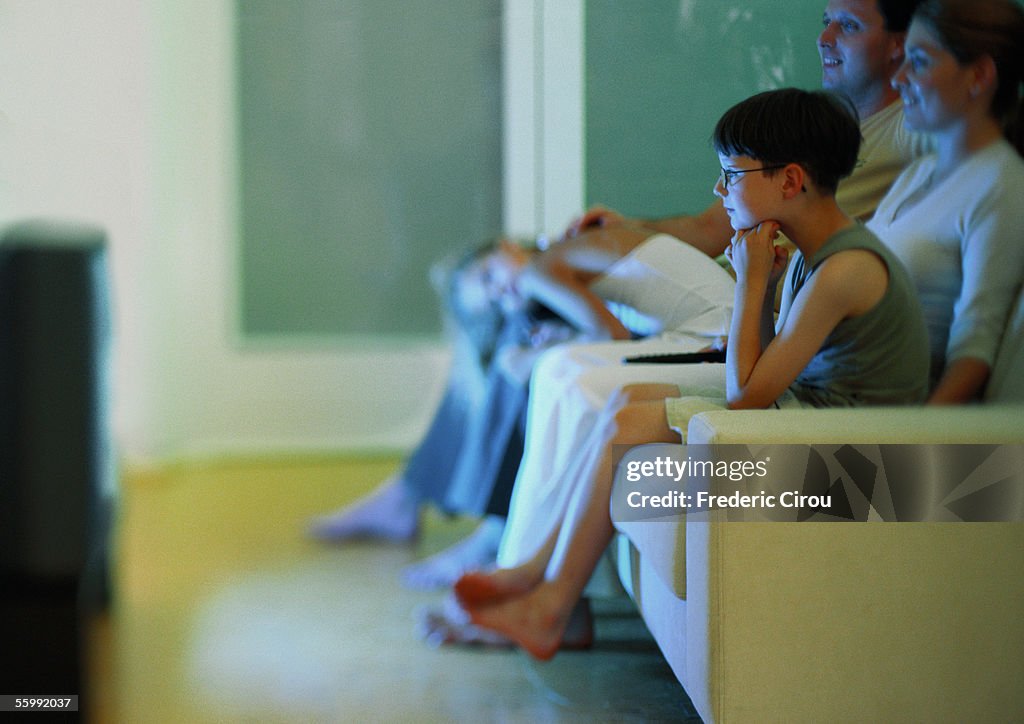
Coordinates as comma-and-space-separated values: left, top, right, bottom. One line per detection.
306, 475, 419, 543
463, 385, 681, 659
400, 515, 505, 590
454, 519, 562, 608
453, 383, 677, 606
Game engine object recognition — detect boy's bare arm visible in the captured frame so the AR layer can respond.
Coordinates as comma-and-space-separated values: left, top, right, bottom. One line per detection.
727, 249, 886, 409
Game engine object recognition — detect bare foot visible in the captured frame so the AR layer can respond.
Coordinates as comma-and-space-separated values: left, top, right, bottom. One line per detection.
414, 595, 514, 649
453, 562, 544, 608
465, 587, 593, 661
416, 594, 592, 655
401, 516, 504, 591
307, 476, 419, 543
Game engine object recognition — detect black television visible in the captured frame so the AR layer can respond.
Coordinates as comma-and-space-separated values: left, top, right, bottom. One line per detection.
0, 219, 114, 696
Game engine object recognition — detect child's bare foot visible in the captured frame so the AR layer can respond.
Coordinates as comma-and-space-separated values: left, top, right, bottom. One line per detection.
414, 594, 514, 648
307, 476, 419, 543
415, 593, 592, 655
401, 516, 504, 591
465, 587, 593, 661
453, 561, 544, 608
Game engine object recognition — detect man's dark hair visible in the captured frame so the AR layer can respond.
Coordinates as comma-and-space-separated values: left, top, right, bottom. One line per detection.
877, 0, 925, 32
712, 88, 861, 194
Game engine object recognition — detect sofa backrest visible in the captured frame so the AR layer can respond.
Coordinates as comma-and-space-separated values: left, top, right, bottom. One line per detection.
985, 283, 1024, 403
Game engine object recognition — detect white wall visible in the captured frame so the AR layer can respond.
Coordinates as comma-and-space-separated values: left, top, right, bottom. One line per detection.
0, 0, 164, 459
0, 0, 582, 464
503, 0, 584, 239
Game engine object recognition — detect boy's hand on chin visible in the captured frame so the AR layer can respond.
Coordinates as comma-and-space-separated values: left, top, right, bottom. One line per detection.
767, 241, 789, 289
725, 221, 782, 285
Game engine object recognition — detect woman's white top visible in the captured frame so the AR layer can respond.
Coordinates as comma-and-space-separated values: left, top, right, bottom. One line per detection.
867, 139, 1024, 384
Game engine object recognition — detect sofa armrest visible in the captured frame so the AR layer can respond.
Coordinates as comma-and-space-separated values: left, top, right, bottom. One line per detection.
618, 404, 1024, 721
687, 405, 1024, 445
687, 520, 1024, 722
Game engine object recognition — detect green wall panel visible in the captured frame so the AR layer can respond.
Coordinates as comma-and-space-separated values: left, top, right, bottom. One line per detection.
585, 0, 825, 218
237, 0, 502, 338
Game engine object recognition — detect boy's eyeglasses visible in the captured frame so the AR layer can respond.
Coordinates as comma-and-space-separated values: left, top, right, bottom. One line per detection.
719, 164, 787, 189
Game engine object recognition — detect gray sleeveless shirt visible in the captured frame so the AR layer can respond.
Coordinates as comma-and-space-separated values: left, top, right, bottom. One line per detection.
784, 224, 929, 407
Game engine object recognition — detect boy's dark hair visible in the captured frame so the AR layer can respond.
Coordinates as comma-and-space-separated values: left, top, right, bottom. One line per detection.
712, 88, 861, 194
877, 0, 925, 32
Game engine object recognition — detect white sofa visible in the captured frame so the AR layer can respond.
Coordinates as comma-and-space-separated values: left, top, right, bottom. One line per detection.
614, 288, 1024, 722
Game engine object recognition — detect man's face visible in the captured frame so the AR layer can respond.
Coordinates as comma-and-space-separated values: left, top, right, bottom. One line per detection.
818, 0, 902, 111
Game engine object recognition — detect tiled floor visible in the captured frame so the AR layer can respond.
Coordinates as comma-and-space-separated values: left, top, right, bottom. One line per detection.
91, 455, 700, 722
